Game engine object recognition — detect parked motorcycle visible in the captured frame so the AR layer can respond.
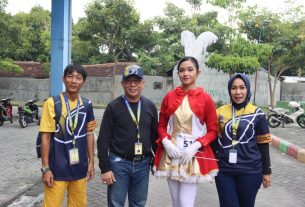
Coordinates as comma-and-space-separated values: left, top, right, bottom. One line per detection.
0, 98, 13, 126
267, 101, 305, 128
18, 99, 40, 128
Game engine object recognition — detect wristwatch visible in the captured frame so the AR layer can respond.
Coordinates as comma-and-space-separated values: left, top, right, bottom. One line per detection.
41, 167, 50, 173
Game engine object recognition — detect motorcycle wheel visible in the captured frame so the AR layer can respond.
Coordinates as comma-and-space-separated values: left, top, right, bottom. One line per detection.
19, 116, 27, 128
297, 114, 305, 128
0, 119, 3, 126
267, 114, 281, 128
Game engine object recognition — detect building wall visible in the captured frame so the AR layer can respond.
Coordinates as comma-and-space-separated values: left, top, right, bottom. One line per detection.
1, 71, 299, 107
0, 77, 50, 102
0, 76, 173, 106
281, 82, 305, 101
173, 67, 281, 106
113, 75, 173, 106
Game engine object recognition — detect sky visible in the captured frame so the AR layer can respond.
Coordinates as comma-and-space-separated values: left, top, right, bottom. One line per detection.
5, 0, 305, 23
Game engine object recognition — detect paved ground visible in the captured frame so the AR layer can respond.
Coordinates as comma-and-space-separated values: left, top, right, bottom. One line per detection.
269, 123, 305, 149
1, 108, 305, 207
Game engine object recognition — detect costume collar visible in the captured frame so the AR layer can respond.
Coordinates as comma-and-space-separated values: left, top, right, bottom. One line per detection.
175, 86, 204, 97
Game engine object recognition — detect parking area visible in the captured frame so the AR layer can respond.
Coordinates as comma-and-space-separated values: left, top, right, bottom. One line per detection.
1, 108, 305, 206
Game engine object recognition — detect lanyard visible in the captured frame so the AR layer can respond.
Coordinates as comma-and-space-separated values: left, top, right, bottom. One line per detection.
231, 106, 245, 147
123, 96, 141, 141
64, 94, 80, 147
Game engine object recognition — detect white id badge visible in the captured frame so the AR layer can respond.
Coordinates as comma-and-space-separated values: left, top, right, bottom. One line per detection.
69, 148, 80, 165
134, 142, 143, 155
176, 133, 195, 150
229, 149, 237, 164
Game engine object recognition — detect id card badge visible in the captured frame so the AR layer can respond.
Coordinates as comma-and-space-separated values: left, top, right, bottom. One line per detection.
135, 142, 143, 155
229, 149, 237, 164
69, 148, 80, 165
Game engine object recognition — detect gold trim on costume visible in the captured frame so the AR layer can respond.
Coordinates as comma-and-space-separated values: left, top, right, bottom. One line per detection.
155, 96, 217, 183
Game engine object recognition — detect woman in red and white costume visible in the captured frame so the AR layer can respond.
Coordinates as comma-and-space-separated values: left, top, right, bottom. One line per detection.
154, 56, 219, 207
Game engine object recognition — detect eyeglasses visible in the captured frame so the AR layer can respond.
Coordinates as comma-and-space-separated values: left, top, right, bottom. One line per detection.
124, 79, 142, 85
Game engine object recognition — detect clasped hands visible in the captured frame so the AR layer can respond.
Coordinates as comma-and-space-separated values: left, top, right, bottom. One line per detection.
162, 138, 201, 164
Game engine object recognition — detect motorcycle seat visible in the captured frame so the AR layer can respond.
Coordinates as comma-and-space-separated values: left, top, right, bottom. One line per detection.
274, 108, 289, 114
1, 98, 12, 101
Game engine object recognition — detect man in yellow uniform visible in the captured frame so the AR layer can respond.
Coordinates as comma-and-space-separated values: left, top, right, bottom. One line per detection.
40, 64, 96, 206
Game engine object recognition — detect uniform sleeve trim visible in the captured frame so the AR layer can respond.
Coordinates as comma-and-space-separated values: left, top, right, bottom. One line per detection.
257, 133, 272, 143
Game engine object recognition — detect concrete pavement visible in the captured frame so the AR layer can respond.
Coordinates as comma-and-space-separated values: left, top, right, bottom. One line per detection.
1, 108, 305, 206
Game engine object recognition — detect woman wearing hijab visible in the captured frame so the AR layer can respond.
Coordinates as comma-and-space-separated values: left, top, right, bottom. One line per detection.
214, 73, 272, 207
153, 56, 218, 207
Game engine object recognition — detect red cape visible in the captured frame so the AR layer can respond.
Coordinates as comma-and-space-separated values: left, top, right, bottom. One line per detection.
154, 87, 219, 175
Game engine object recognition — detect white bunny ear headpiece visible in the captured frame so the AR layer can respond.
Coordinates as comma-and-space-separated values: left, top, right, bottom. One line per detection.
181, 30, 196, 56
181, 30, 218, 62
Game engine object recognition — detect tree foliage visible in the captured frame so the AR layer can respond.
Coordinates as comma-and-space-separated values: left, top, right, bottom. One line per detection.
238, 6, 305, 106
0, 59, 23, 73
0, 0, 7, 12
186, 0, 246, 9
0, 0, 304, 89
2, 6, 51, 62
186, 0, 202, 10
0, 0, 10, 59
206, 0, 246, 8
77, 0, 156, 66
0, 0, 23, 73
206, 36, 272, 76
147, 3, 235, 74
72, 18, 108, 64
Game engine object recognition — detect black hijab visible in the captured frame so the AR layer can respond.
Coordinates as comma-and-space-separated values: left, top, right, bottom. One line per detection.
228, 73, 252, 110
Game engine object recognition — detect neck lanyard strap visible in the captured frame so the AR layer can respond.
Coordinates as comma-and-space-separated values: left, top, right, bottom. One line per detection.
123, 96, 141, 140
64, 94, 80, 147
231, 106, 245, 147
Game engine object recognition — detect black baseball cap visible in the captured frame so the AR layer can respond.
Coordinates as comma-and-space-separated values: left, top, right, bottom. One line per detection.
122, 65, 144, 80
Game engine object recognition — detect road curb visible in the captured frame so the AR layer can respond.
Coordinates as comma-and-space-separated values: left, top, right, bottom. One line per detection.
1, 179, 41, 207
271, 135, 305, 163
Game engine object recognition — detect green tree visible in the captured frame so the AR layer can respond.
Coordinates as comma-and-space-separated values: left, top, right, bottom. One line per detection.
0, 0, 7, 11
206, 36, 273, 76
239, 7, 305, 106
289, 18, 305, 77
0, 0, 22, 73
205, 0, 246, 8
79, 0, 156, 99
137, 52, 160, 75
72, 18, 109, 64
0, 0, 11, 59
80, 0, 155, 63
186, 0, 202, 10
4, 6, 51, 62
148, 3, 232, 74
149, 3, 189, 72
186, 0, 246, 8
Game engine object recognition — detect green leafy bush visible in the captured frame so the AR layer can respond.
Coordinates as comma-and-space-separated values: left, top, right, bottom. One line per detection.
0, 59, 23, 73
